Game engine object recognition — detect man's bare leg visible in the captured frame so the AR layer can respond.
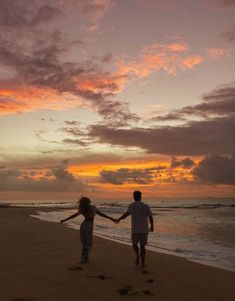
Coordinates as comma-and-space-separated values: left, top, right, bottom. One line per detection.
140, 244, 146, 267
132, 243, 140, 264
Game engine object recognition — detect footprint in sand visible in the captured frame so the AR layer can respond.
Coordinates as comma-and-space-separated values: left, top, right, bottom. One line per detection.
117, 285, 134, 295
142, 269, 152, 274
11, 297, 36, 301
87, 274, 113, 280
147, 278, 155, 283
117, 286, 154, 296
142, 290, 154, 296
68, 266, 83, 271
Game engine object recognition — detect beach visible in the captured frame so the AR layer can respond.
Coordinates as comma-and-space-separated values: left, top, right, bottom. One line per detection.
0, 207, 235, 301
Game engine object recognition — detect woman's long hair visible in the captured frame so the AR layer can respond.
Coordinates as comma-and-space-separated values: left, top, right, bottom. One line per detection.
78, 196, 93, 216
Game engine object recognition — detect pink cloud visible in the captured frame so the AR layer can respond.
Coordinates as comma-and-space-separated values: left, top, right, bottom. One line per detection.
206, 48, 232, 60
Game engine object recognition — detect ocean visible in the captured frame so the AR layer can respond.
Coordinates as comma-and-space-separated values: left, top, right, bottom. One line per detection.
1, 198, 235, 272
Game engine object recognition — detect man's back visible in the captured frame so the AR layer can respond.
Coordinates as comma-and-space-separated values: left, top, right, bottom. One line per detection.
128, 201, 152, 234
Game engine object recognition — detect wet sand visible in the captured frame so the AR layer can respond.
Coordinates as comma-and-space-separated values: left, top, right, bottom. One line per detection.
0, 207, 234, 301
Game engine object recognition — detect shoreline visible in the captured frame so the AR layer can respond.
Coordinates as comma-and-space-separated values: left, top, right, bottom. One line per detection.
0, 207, 235, 301
31, 207, 235, 273
92, 233, 235, 273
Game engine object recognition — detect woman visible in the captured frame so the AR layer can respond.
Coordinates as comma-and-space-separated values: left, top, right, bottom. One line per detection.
60, 196, 114, 263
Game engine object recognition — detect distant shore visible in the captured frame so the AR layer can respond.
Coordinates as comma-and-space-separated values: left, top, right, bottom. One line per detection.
0, 207, 234, 301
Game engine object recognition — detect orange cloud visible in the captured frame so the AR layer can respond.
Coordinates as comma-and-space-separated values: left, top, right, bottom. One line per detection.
69, 159, 168, 177
0, 85, 82, 115
117, 42, 203, 78
75, 73, 127, 94
68, 156, 199, 186
1, 41, 229, 116
180, 55, 203, 69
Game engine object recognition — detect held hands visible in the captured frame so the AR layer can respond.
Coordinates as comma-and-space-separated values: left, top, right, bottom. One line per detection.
112, 218, 120, 224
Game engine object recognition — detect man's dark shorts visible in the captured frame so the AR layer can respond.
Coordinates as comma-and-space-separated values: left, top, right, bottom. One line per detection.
132, 233, 148, 246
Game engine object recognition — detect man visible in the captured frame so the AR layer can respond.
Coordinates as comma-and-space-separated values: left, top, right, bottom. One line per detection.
115, 191, 154, 268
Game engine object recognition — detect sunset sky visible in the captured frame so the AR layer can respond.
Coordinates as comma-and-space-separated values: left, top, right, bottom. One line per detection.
0, 0, 235, 201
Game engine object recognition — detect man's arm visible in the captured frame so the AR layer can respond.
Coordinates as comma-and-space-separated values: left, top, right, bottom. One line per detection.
149, 215, 154, 232
60, 211, 80, 223
96, 209, 115, 222
116, 211, 130, 223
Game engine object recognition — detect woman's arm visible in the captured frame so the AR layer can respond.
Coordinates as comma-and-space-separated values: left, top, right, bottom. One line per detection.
96, 209, 115, 222
149, 215, 154, 232
60, 211, 80, 223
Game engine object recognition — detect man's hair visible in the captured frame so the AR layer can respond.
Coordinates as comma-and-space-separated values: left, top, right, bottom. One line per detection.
133, 190, 142, 201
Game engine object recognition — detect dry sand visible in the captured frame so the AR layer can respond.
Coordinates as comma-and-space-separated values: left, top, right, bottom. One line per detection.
0, 207, 234, 301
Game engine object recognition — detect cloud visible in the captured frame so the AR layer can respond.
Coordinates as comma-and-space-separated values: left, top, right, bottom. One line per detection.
0, 164, 85, 192
170, 157, 195, 169
150, 112, 186, 122
192, 154, 235, 185
62, 139, 90, 147
206, 48, 232, 59
51, 166, 75, 181
96, 100, 139, 126
89, 115, 235, 156
181, 84, 235, 117
0, 0, 227, 125
222, 25, 235, 41
0, 86, 83, 115
223, 0, 235, 6
78, 0, 111, 31
0, 1, 232, 128
58, 82, 235, 156
79, 0, 111, 19
117, 42, 204, 78
0, 11, 136, 124
99, 166, 166, 185
0, 0, 63, 29
154, 83, 235, 120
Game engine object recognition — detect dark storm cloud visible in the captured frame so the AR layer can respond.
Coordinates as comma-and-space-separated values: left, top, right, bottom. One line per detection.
192, 154, 235, 185
170, 157, 195, 169
89, 115, 235, 155
99, 166, 166, 185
